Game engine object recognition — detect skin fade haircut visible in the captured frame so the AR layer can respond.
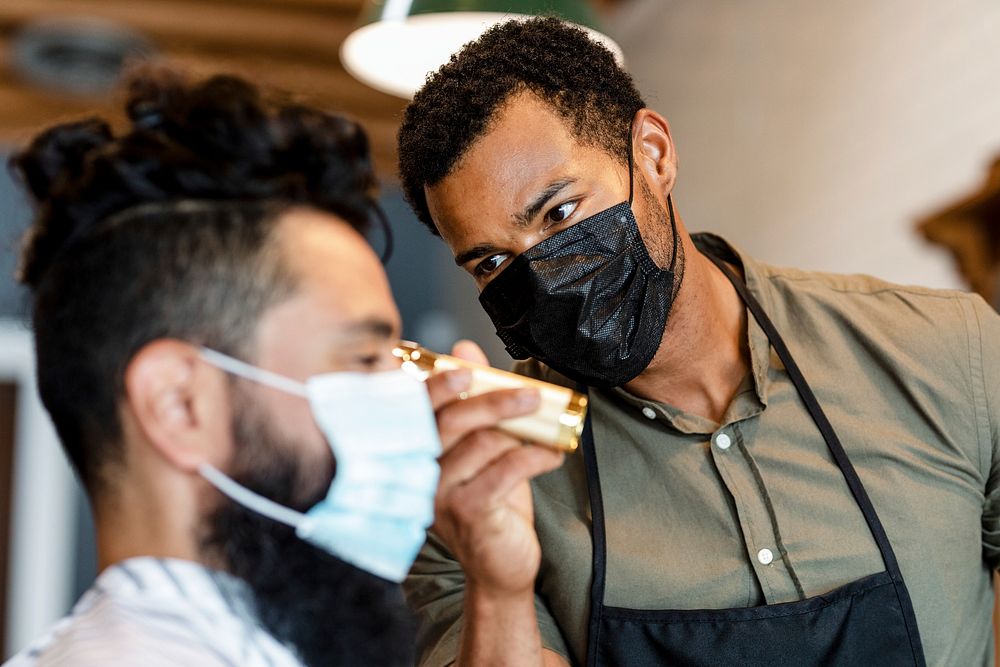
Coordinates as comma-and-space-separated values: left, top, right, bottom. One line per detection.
11, 70, 377, 493
397, 16, 646, 235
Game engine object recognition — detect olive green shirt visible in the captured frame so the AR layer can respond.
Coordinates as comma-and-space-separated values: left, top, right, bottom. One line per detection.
404, 234, 1000, 667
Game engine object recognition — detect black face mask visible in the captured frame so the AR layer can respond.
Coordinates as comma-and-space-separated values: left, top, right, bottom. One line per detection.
478, 148, 680, 388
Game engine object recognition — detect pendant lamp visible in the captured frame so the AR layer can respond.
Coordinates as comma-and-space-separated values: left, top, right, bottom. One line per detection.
340, 0, 624, 99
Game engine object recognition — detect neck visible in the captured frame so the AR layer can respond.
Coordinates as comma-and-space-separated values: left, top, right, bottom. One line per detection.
623, 235, 750, 424
93, 466, 207, 572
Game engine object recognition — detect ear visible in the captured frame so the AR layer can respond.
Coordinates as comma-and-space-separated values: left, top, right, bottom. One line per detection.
123, 340, 230, 473
631, 109, 678, 198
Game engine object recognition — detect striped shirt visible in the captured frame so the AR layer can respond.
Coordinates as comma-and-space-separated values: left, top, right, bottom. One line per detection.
3, 557, 303, 667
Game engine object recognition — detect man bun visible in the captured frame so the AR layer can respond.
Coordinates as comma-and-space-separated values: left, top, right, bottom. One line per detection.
12, 68, 377, 289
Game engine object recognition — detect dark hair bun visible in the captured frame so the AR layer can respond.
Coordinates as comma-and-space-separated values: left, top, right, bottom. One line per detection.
13, 119, 114, 202
12, 68, 378, 289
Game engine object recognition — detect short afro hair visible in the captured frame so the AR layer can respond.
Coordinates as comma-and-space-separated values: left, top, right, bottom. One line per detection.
397, 16, 645, 235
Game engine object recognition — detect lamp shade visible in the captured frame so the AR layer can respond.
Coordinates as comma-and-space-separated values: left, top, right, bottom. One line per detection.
341, 0, 625, 99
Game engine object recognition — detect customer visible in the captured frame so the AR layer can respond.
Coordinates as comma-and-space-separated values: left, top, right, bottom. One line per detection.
4, 69, 439, 667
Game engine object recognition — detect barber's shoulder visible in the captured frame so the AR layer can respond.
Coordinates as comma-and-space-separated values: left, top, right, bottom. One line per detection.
760, 261, 975, 312
511, 358, 576, 388
758, 261, 985, 358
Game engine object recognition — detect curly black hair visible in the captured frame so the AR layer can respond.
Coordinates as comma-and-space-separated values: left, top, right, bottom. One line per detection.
398, 16, 645, 235
10, 68, 379, 492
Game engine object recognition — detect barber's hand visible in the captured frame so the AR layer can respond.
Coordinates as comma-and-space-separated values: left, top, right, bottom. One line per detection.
426, 340, 565, 598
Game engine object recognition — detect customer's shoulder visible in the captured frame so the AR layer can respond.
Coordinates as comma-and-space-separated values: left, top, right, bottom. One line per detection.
11, 597, 207, 667
10, 586, 267, 667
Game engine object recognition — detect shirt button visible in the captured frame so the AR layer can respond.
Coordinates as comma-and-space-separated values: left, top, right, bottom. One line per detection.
757, 548, 774, 565
641, 407, 657, 420
715, 433, 732, 450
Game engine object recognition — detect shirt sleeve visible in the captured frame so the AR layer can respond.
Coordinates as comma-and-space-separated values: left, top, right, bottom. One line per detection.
21, 602, 298, 667
974, 296, 1000, 568
30, 639, 239, 667
404, 531, 572, 666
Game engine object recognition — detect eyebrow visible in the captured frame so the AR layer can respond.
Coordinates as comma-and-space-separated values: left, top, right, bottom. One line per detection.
339, 318, 396, 340
513, 178, 578, 227
453, 177, 579, 268
455, 243, 502, 267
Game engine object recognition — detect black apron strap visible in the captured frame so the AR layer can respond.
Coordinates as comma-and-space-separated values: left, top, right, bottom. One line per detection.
579, 416, 608, 667
705, 255, 907, 580
708, 255, 924, 664
577, 253, 924, 667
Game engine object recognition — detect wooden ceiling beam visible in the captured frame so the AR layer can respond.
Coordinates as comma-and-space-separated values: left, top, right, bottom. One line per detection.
0, 84, 402, 177
160, 51, 405, 116
0, 0, 358, 64
169, 0, 363, 14
0, 0, 621, 177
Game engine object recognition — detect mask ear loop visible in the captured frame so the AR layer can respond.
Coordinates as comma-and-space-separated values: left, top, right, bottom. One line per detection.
626, 125, 636, 207
370, 200, 394, 264
199, 348, 308, 397
666, 194, 679, 273
199, 464, 307, 528
628, 121, 679, 273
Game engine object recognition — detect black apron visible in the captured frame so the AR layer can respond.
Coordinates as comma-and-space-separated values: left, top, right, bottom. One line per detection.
579, 256, 926, 667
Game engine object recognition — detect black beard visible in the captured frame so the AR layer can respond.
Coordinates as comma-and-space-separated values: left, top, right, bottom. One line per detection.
201, 384, 416, 667
638, 176, 686, 302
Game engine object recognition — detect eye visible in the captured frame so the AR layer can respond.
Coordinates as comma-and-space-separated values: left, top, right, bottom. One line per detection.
356, 354, 380, 369
474, 253, 508, 278
545, 200, 579, 225
336, 353, 381, 373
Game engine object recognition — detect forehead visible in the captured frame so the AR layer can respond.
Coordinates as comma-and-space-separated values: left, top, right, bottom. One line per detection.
257, 208, 399, 345
426, 92, 617, 247
452, 92, 581, 195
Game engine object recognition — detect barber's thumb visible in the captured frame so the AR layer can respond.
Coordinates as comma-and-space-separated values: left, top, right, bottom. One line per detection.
452, 339, 490, 366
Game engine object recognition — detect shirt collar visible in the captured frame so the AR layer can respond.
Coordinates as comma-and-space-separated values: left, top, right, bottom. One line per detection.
81, 556, 257, 622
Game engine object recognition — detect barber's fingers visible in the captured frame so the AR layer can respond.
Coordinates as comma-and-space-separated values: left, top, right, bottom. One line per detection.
451, 339, 490, 365
424, 339, 492, 409
435, 388, 540, 451
449, 445, 564, 517
426, 368, 473, 410
437, 428, 522, 492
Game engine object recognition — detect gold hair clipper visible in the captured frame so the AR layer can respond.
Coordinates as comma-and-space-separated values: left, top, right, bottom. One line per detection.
393, 341, 587, 452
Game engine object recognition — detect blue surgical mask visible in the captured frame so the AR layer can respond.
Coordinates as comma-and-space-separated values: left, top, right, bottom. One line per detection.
197, 348, 441, 583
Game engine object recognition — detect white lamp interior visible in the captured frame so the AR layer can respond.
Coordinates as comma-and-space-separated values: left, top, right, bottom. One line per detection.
341, 12, 624, 100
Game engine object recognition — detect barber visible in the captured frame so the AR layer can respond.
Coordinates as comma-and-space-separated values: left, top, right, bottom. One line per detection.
403, 17, 1000, 667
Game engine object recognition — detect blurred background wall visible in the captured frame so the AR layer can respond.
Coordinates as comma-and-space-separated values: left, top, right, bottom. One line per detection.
1, 0, 998, 658
610, 0, 1000, 286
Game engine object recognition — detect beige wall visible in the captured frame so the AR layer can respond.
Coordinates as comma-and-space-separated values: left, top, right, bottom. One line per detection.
608, 0, 1000, 287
